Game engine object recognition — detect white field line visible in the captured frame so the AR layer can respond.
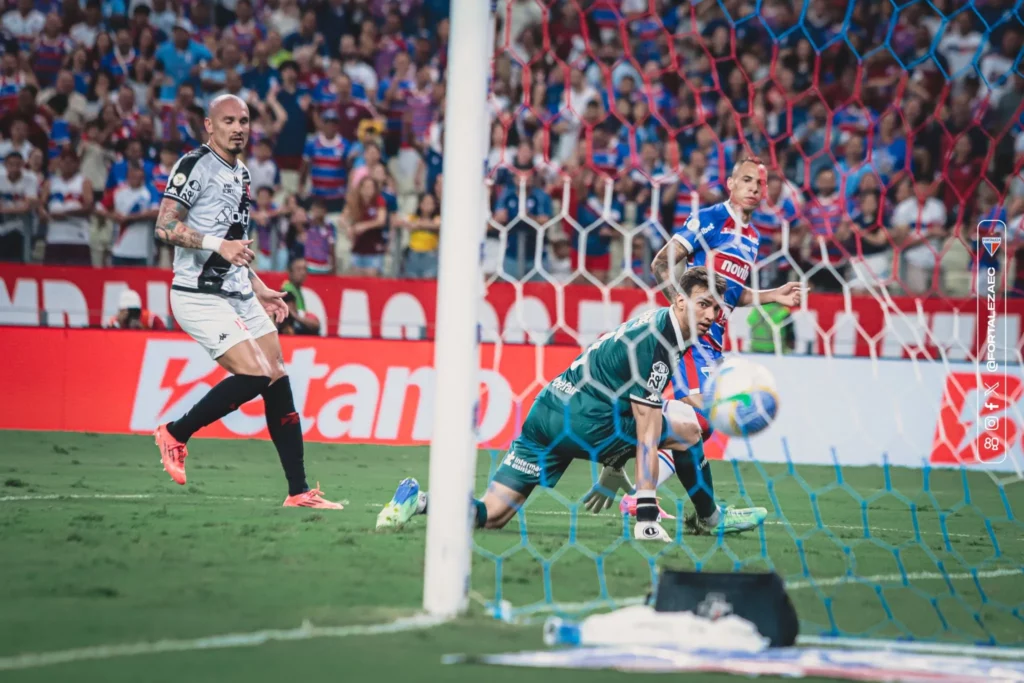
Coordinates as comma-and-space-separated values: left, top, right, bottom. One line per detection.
4, 494, 991, 542
785, 566, 1021, 589
0, 614, 450, 672
0, 493, 277, 504
0, 493, 153, 502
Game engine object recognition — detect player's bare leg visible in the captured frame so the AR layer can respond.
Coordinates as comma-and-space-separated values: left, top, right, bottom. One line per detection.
376, 478, 528, 530
614, 400, 768, 533
157, 338, 272, 485
254, 331, 342, 509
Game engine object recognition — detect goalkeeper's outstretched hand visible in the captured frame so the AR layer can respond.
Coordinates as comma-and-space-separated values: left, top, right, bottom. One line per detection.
582, 466, 634, 513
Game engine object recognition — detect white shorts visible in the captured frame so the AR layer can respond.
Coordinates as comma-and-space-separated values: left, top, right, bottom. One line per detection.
171, 290, 277, 359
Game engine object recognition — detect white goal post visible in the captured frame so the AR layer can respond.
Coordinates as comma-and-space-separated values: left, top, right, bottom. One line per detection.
422, 0, 493, 618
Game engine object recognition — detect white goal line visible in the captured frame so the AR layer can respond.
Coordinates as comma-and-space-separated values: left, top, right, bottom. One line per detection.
0, 494, 1001, 542
0, 614, 450, 672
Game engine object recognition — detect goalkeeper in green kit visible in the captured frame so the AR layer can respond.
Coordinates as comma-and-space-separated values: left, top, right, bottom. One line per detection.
375, 266, 767, 541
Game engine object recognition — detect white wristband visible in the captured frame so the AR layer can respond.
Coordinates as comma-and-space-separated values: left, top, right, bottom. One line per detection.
201, 235, 224, 252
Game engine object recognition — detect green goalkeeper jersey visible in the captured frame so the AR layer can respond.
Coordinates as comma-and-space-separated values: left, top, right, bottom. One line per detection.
536, 306, 688, 420
492, 306, 691, 493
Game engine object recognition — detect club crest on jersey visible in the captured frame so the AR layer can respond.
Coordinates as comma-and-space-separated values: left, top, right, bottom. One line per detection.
709, 251, 751, 285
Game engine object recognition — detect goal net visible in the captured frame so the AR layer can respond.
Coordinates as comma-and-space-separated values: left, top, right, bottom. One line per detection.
444, 0, 1024, 646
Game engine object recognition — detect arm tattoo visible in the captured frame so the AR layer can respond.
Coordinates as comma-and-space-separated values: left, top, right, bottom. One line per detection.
154, 199, 206, 249
651, 243, 677, 298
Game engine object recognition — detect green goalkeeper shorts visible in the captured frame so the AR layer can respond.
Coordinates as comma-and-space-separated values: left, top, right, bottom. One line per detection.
491, 398, 669, 494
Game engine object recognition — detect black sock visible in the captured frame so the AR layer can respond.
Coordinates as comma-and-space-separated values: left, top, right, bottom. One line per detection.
167, 374, 270, 443
673, 442, 717, 519
472, 499, 487, 528
262, 377, 309, 496
635, 488, 659, 522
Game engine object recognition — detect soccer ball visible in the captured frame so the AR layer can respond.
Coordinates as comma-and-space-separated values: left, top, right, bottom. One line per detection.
702, 357, 779, 438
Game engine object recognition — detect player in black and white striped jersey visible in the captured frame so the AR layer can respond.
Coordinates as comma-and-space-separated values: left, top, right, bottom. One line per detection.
153, 94, 343, 510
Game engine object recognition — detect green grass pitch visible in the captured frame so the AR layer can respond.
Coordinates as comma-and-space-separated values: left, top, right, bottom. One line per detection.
0, 430, 1021, 682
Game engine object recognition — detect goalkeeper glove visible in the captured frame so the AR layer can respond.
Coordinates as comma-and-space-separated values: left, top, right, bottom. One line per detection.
582, 466, 634, 513
633, 520, 672, 542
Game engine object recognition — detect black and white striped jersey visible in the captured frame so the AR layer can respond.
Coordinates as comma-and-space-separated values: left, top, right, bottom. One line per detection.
164, 144, 253, 298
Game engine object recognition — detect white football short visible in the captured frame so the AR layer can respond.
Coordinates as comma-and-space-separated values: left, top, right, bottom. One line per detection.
170, 289, 277, 359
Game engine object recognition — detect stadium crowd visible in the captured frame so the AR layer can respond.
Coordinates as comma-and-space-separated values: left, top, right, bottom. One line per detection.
0, 0, 1021, 298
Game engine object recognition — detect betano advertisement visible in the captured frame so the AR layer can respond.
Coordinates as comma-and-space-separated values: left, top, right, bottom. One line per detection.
2, 264, 1023, 358
2, 328, 1021, 473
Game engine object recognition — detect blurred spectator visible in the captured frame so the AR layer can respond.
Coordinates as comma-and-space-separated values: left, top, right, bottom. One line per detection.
493, 170, 552, 280
155, 19, 212, 89
69, 0, 103, 49
148, 0, 177, 39
349, 139, 382, 193
152, 145, 178, 195
339, 34, 377, 97
248, 86, 288, 161
938, 12, 984, 81
243, 41, 279, 100
38, 71, 88, 129
226, 0, 265, 58
3, 0, 44, 53
249, 139, 281, 196
102, 28, 138, 85
105, 289, 165, 330
893, 177, 949, 294
0, 119, 36, 162
344, 176, 388, 276
271, 0, 303, 41
302, 199, 337, 275
942, 135, 983, 221
836, 134, 869, 201
252, 185, 287, 271
100, 161, 159, 266
399, 192, 440, 279
40, 148, 93, 265
846, 190, 893, 292
802, 167, 849, 292
0, 151, 38, 262
301, 107, 357, 215
279, 257, 321, 336
34, 14, 73, 89
285, 206, 309, 265
569, 172, 622, 284
328, 74, 375, 141
872, 111, 908, 188
751, 172, 801, 289
625, 233, 653, 287
105, 139, 152, 193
